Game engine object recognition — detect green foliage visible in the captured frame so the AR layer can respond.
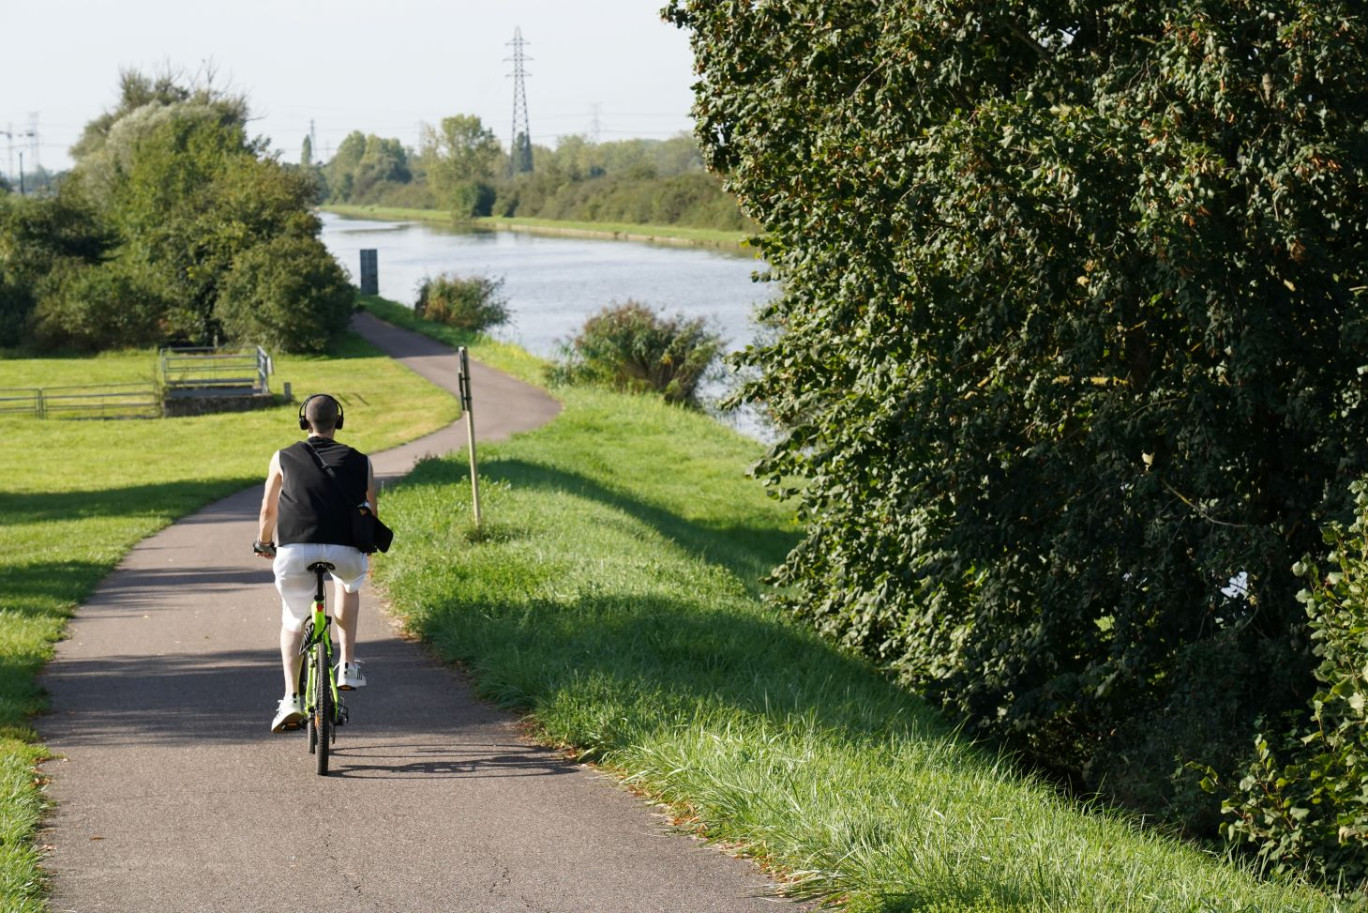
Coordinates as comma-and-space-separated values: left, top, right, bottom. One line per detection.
322, 131, 414, 205
412, 273, 509, 333
8, 69, 346, 354
31, 258, 168, 352
667, 0, 1368, 833
419, 115, 501, 218
1215, 481, 1368, 889
0, 188, 113, 348
215, 234, 355, 353
551, 301, 723, 407
319, 126, 748, 232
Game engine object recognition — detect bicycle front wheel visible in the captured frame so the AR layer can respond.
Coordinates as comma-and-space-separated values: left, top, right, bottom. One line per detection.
315, 640, 332, 776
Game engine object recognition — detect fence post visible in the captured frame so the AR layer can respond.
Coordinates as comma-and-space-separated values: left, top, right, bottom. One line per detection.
35, 389, 44, 419
458, 347, 482, 527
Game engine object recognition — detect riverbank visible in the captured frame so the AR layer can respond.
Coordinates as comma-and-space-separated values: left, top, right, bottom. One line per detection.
367, 300, 1343, 913
324, 204, 755, 252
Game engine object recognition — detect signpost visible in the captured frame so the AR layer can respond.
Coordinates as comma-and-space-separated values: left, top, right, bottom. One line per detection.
457, 347, 483, 527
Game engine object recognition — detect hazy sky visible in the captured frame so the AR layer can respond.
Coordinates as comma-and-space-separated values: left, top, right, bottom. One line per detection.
1, 0, 699, 177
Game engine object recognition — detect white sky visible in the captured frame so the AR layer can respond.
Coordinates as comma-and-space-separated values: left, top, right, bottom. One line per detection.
1, 0, 699, 177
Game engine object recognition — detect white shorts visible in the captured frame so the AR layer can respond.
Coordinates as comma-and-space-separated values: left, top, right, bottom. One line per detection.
272, 543, 369, 632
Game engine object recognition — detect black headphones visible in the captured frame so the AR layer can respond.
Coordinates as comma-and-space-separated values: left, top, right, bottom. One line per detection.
298, 393, 344, 431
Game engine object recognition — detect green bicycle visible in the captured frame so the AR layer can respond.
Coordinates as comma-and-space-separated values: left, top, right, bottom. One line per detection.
299, 561, 348, 775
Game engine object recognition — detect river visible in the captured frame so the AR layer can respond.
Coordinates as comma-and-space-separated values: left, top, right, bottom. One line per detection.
319, 212, 779, 438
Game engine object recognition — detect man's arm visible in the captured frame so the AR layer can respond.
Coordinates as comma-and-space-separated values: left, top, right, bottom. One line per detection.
256, 451, 283, 555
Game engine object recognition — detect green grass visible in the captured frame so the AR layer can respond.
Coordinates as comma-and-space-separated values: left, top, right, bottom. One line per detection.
325, 204, 754, 251
369, 311, 1350, 911
0, 331, 459, 912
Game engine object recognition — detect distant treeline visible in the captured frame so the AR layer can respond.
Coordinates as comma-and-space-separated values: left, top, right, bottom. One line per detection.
309, 123, 753, 233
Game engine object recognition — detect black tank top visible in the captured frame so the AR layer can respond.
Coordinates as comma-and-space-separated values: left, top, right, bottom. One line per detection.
276, 438, 370, 547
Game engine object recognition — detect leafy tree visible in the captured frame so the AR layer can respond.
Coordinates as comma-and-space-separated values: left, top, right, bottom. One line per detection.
71, 66, 248, 164
419, 114, 502, 217
0, 187, 113, 347
667, 0, 1368, 833
215, 234, 355, 354
68, 80, 321, 346
322, 132, 413, 204
301, 135, 313, 167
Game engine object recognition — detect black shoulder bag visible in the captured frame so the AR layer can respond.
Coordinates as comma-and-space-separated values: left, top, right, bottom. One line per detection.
301, 442, 393, 554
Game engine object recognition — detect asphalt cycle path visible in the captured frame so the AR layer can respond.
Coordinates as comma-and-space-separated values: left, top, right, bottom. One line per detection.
39, 313, 804, 912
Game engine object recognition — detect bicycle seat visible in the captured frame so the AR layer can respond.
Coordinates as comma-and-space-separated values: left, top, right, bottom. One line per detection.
306, 561, 336, 573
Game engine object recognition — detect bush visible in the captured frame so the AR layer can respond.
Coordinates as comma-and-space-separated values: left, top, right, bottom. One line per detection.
1212, 481, 1368, 889
215, 235, 355, 354
31, 258, 168, 351
413, 273, 508, 332
550, 300, 723, 407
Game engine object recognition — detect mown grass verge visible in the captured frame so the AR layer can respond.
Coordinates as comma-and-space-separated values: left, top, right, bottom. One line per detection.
0, 332, 459, 912
371, 307, 1348, 912
325, 204, 753, 251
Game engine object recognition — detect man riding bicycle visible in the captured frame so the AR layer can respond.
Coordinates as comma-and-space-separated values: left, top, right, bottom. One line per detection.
253, 393, 375, 732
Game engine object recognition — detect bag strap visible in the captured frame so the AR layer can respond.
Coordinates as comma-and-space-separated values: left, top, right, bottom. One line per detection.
300, 441, 355, 503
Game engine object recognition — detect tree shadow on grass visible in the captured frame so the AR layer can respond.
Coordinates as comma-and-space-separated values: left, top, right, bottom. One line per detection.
0, 478, 258, 527
398, 454, 800, 593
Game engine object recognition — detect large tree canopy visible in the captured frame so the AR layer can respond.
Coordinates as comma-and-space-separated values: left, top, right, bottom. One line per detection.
2, 69, 352, 353
667, 0, 1368, 831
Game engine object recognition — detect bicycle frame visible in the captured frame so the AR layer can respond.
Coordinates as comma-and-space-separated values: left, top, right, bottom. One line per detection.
300, 562, 346, 774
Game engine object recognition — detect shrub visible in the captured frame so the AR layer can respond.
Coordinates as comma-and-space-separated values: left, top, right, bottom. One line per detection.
551, 300, 723, 407
1212, 480, 1368, 889
413, 273, 509, 332
31, 258, 168, 352
215, 234, 355, 354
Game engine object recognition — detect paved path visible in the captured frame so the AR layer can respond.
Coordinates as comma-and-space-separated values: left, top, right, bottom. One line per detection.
39, 314, 800, 912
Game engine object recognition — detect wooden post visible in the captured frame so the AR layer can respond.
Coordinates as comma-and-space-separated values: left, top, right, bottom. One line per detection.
458, 347, 483, 526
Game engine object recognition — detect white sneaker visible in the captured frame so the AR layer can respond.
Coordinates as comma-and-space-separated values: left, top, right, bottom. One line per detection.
271, 695, 304, 732
337, 661, 366, 690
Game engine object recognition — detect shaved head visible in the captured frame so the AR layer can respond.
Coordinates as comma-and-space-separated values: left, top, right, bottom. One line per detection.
305, 394, 340, 433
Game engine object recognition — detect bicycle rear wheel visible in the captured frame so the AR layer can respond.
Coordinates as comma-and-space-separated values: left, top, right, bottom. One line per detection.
315, 640, 332, 775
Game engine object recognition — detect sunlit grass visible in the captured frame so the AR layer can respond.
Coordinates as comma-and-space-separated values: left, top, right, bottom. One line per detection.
0, 330, 458, 909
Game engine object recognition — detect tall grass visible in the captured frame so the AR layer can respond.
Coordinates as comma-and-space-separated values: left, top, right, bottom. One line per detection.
0, 333, 458, 912
372, 375, 1348, 912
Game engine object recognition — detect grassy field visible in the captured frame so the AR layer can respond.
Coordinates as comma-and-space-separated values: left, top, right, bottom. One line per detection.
0, 333, 459, 912
325, 204, 754, 251
364, 308, 1349, 912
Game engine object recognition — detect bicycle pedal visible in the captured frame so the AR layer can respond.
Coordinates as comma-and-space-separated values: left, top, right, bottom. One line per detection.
336, 704, 350, 726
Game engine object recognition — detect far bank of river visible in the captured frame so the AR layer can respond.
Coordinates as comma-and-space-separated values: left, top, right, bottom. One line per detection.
325, 205, 751, 251
318, 211, 779, 438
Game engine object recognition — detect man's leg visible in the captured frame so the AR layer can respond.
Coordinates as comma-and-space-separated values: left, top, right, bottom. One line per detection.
281, 624, 303, 694
333, 577, 359, 666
